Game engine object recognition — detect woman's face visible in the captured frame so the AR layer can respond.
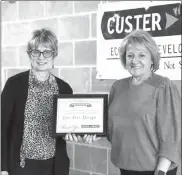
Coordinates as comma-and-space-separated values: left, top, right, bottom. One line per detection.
125, 43, 153, 78
30, 44, 54, 72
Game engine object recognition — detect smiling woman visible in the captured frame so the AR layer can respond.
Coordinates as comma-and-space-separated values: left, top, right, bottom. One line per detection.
1, 28, 73, 175
108, 29, 181, 175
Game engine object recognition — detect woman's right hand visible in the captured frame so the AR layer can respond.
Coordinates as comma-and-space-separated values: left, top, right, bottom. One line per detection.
1, 171, 9, 175
64, 133, 82, 142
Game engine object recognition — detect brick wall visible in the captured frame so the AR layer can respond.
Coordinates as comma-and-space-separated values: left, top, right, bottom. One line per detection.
1, 1, 181, 175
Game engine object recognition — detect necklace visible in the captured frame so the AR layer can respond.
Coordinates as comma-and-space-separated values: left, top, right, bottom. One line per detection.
30, 70, 52, 89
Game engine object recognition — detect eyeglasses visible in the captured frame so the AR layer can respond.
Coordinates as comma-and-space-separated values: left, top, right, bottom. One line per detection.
29, 50, 54, 58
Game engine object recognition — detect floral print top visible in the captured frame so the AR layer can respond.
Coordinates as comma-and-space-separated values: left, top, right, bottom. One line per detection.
20, 71, 59, 168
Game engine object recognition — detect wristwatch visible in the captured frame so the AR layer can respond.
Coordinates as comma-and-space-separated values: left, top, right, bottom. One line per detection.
155, 170, 166, 175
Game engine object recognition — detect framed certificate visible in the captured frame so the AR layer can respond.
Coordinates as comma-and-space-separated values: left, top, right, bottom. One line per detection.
52, 94, 108, 136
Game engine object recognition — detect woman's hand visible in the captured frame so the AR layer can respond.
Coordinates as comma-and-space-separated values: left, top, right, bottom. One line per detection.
1, 171, 9, 175
64, 133, 82, 142
82, 134, 101, 144
155, 157, 171, 174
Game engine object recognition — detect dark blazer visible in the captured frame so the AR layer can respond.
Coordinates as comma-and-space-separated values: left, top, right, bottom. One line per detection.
1, 70, 73, 175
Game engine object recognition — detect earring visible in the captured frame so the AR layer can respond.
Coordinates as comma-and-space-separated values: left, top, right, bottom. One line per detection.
30, 62, 34, 69
52, 64, 54, 69
150, 64, 154, 71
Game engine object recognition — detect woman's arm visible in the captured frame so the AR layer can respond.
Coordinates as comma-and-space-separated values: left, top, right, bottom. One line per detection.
156, 80, 181, 173
1, 79, 14, 172
107, 85, 115, 142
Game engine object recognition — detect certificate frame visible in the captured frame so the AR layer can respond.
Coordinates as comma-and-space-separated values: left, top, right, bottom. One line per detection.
52, 94, 108, 137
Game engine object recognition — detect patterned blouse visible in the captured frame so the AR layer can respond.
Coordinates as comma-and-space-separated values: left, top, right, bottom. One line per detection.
20, 71, 59, 168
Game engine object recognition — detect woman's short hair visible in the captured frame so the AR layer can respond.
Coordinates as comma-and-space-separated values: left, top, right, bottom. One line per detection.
119, 29, 160, 72
27, 28, 58, 58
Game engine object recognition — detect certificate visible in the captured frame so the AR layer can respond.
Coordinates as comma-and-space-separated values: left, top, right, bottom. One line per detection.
52, 94, 108, 136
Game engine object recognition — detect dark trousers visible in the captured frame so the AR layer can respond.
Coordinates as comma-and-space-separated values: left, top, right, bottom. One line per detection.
10, 157, 54, 175
120, 167, 177, 175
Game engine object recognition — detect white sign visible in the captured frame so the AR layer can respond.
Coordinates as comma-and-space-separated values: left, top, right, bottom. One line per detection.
56, 98, 104, 133
52, 94, 108, 136
97, 1, 181, 80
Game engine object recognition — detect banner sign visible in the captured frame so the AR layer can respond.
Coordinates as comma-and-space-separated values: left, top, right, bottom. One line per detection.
97, 1, 181, 80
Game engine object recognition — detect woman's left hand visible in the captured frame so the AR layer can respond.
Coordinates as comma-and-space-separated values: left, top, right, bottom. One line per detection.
83, 134, 101, 144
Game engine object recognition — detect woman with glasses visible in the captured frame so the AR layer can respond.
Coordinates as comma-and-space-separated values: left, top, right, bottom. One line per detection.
1, 28, 74, 175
